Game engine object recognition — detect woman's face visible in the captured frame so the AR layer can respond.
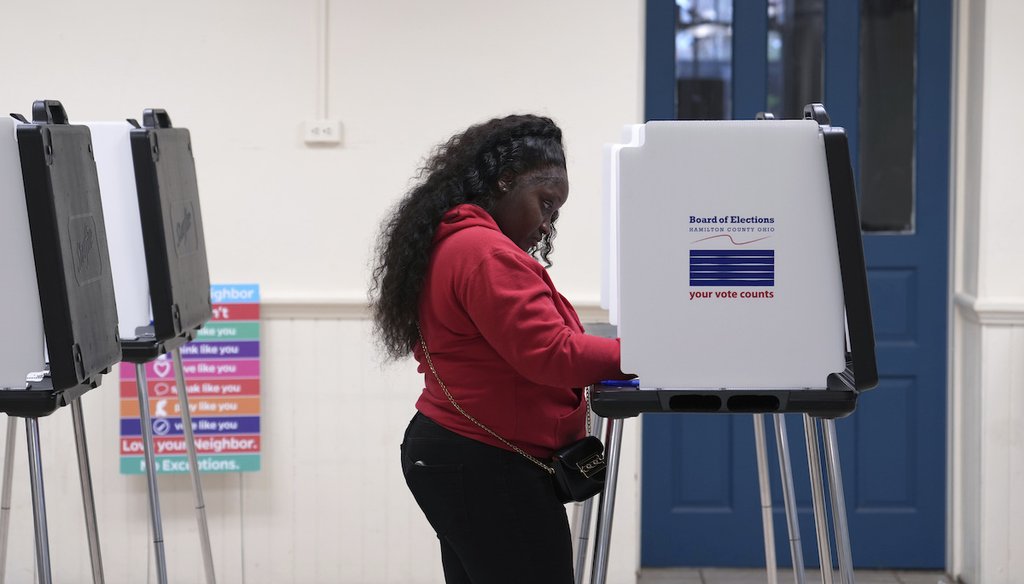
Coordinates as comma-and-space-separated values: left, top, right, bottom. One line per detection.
489, 166, 569, 252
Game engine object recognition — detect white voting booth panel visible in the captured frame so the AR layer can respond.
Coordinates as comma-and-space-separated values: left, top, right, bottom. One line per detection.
87, 121, 152, 340
0, 117, 44, 389
615, 120, 846, 389
600, 124, 644, 327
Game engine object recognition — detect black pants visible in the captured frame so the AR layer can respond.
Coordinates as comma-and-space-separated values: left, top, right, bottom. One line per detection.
401, 412, 574, 584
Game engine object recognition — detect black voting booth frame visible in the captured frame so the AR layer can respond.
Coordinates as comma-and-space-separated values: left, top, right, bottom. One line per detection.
575, 106, 878, 584
0, 101, 121, 584
117, 108, 217, 584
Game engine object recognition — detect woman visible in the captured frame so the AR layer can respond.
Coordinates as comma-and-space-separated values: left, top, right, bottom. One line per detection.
371, 114, 630, 584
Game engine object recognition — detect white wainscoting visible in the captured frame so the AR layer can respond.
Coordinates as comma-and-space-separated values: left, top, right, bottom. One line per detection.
950, 295, 1024, 583
2, 305, 640, 583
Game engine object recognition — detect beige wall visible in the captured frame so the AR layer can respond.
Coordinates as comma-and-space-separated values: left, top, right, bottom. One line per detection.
0, 1, 644, 582
1, 0, 644, 303
0, 0, 643, 303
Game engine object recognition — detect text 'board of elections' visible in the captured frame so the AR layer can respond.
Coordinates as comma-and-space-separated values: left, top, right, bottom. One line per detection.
119, 284, 261, 474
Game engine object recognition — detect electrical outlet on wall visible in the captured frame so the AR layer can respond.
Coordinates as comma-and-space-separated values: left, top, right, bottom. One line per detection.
303, 120, 342, 146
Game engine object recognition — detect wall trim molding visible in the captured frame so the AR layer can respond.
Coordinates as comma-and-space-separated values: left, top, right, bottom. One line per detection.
261, 296, 611, 323
262, 297, 370, 320
954, 292, 1024, 325
264, 293, 1024, 326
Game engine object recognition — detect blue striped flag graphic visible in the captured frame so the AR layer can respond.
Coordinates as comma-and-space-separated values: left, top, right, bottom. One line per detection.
689, 249, 775, 286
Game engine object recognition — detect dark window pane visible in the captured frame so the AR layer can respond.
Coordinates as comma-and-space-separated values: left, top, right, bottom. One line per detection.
859, 0, 916, 233
767, 0, 824, 120
675, 0, 733, 120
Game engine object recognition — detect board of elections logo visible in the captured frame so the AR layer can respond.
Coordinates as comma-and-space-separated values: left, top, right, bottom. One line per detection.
689, 234, 774, 287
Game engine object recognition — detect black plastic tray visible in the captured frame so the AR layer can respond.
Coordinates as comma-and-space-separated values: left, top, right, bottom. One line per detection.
0, 379, 94, 418
592, 363, 860, 420
120, 328, 191, 364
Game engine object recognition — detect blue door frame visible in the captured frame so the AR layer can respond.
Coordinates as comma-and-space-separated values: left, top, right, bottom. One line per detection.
641, 0, 951, 568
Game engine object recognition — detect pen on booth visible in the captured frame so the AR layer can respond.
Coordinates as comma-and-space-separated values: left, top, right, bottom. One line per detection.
598, 379, 640, 387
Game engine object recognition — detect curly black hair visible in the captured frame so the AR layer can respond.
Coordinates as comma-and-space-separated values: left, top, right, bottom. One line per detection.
370, 114, 567, 360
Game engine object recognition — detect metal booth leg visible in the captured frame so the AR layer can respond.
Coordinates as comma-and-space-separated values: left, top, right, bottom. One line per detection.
589, 417, 624, 584
753, 414, 779, 584
135, 364, 169, 584
0, 417, 17, 583
571, 493, 596, 584
171, 349, 216, 584
803, 415, 833, 584
71, 399, 105, 583
25, 418, 52, 584
772, 414, 806, 584
572, 414, 605, 584
822, 419, 855, 584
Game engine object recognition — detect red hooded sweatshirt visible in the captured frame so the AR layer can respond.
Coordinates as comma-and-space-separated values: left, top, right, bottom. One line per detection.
414, 204, 627, 459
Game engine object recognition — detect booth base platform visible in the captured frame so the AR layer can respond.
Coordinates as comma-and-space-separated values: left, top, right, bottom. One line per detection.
592, 385, 858, 419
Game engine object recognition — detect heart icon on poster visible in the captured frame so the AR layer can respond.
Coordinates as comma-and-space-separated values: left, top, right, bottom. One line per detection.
153, 358, 171, 378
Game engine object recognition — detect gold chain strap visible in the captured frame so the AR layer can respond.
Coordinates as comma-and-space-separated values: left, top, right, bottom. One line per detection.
417, 325, 595, 476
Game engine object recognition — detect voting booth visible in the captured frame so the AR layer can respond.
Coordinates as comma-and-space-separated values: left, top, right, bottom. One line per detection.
576, 106, 877, 584
2, 102, 120, 404
88, 110, 216, 584
89, 110, 212, 356
0, 101, 215, 584
0, 101, 120, 584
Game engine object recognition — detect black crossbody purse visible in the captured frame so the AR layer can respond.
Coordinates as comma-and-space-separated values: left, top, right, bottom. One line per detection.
417, 327, 606, 503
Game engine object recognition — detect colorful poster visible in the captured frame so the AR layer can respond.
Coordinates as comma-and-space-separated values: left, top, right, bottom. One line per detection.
119, 284, 261, 474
